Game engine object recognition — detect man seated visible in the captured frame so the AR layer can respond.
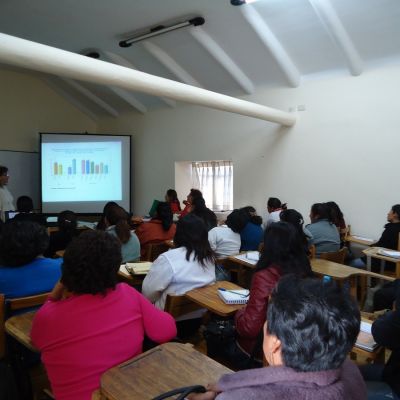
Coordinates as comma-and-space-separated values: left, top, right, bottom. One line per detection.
190, 275, 366, 400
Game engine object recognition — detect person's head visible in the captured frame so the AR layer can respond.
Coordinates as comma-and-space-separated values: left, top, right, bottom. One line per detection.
155, 201, 173, 231
165, 189, 179, 203
174, 214, 214, 266
387, 205, 400, 223
105, 205, 131, 244
187, 189, 202, 204
241, 206, 262, 226
103, 201, 119, 215
267, 197, 286, 213
16, 196, 34, 213
58, 210, 77, 234
226, 209, 248, 233
257, 221, 312, 276
264, 275, 360, 372
326, 201, 344, 225
0, 166, 9, 186
279, 209, 304, 231
191, 196, 207, 212
0, 221, 49, 266
61, 230, 122, 295
310, 203, 330, 223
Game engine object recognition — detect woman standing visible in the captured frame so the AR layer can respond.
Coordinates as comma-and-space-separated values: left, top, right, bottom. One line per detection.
0, 165, 14, 221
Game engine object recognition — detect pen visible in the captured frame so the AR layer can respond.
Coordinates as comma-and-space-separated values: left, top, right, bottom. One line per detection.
218, 288, 249, 297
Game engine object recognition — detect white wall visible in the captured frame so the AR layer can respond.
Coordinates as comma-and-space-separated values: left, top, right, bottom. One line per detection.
97, 62, 400, 239
0, 68, 96, 151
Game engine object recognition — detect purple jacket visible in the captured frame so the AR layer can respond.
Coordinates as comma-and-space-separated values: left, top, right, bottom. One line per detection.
215, 359, 367, 400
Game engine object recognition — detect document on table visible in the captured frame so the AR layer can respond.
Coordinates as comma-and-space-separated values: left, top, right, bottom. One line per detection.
232, 252, 260, 265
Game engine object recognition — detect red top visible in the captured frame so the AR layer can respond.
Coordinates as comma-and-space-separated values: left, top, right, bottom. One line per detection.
179, 204, 192, 218
169, 200, 181, 214
135, 220, 176, 257
31, 283, 176, 400
235, 265, 281, 354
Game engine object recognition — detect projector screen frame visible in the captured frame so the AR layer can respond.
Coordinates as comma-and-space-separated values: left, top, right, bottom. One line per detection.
39, 132, 132, 215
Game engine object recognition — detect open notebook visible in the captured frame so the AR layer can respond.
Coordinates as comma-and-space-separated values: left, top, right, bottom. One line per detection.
377, 249, 400, 259
355, 321, 378, 352
232, 251, 260, 266
217, 288, 249, 305
119, 262, 152, 277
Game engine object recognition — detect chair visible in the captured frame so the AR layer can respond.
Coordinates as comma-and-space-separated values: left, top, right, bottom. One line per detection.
164, 294, 202, 319
143, 242, 170, 262
5, 292, 50, 316
319, 247, 348, 264
308, 245, 316, 259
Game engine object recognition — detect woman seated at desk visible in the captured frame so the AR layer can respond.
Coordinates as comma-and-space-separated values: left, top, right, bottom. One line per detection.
136, 201, 176, 258
0, 220, 62, 300
306, 203, 340, 256
165, 188, 181, 214
190, 276, 365, 400
239, 206, 263, 252
142, 214, 216, 311
104, 204, 140, 262
232, 222, 312, 369
31, 230, 176, 400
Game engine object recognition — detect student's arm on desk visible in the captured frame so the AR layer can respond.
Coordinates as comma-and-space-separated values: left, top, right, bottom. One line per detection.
187, 383, 219, 400
142, 254, 173, 304
138, 291, 177, 342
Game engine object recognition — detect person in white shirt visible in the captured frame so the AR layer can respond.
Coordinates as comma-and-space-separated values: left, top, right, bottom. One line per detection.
0, 165, 15, 221
208, 209, 248, 258
142, 214, 216, 311
263, 197, 287, 229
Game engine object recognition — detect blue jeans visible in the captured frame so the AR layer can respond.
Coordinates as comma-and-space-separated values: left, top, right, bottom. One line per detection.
360, 364, 399, 400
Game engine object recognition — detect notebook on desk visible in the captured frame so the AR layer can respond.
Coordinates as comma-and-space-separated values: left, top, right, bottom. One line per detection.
119, 262, 152, 276
377, 249, 400, 259
217, 288, 249, 305
355, 321, 378, 352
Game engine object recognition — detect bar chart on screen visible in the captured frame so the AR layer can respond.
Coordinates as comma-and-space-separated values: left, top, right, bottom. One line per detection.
42, 141, 122, 202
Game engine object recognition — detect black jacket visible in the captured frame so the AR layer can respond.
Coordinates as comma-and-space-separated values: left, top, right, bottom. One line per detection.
372, 280, 400, 396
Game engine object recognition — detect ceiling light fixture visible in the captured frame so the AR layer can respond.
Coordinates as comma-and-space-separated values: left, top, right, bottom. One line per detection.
230, 0, 258, 5
119, 17, 205, 47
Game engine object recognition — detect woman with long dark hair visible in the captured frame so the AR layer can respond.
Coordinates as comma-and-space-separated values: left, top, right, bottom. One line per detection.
136, 201, 176, 258
142, 214, 216, 310
105, 204, 140, 262
264, 197, 287, 228
165, 189, 181, 214
240, 206, 263, 251
191, 196, 217, 232
233, 222, 312, 368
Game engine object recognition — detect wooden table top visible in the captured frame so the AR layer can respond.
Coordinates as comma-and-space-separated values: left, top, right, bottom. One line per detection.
311, 258, 394, 282
185, 281, 246, 317
55, 249, 65, 258
5, 311, 37, 352
363, 247, 400, 263
100, 342, 232, 400
227, 253, 258, 269
345, 235, 374, 246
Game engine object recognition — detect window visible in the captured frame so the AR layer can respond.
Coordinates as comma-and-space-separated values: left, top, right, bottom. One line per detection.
191, 161, 233, 211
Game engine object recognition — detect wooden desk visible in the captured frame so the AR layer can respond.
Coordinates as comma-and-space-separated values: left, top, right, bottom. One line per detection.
363, 247, 400, 277
227, 253, 258, 269
99, 342, 232, 400
185, 281, 245, 317
5, 311, 37, 352
345, 235, 374, 247
55, 249, 65, 258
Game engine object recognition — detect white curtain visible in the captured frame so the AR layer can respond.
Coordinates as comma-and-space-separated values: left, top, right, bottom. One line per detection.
191, 161, 233, 211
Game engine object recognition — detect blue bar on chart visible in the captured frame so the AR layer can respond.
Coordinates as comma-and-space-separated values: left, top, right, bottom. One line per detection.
86, 160, 90, 174
72, 159, 77, 175
68, 167, 72, 175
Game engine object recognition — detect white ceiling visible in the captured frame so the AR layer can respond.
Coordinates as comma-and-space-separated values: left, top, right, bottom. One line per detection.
1, 0, 400, 119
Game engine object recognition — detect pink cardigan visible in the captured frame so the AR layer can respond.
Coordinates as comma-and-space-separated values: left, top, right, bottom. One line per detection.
31, 283, 177, 400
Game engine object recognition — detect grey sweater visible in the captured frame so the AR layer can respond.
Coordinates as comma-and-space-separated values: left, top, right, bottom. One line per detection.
215, 359, 367, 400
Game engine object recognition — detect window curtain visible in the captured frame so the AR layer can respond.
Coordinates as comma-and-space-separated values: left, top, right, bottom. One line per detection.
191, 161, 233, 211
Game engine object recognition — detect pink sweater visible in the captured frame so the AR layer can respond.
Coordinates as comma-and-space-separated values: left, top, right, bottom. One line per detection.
31, 283, 177, 400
